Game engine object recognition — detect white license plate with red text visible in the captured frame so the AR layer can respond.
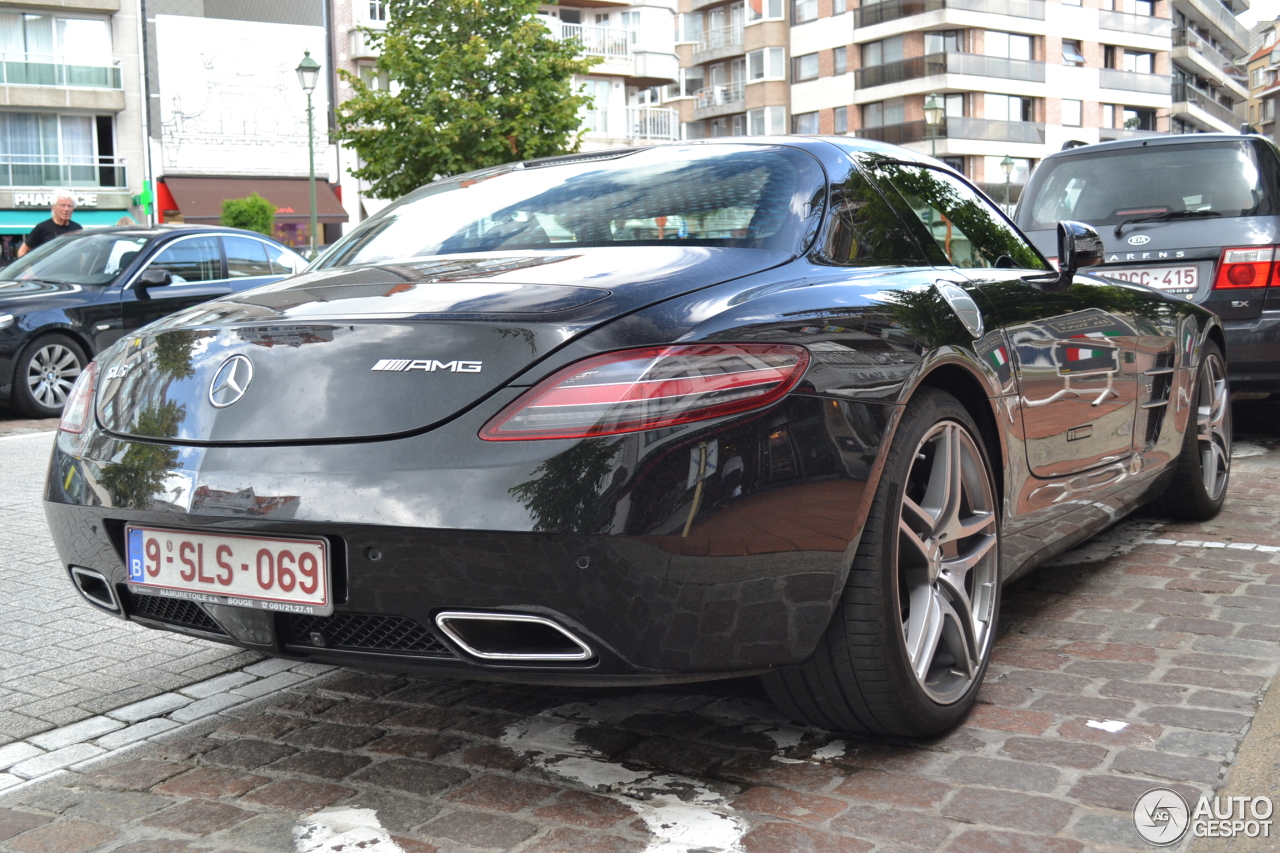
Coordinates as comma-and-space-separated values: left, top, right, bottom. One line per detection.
126, 526, 331, 615
1102, 266, 1198, 293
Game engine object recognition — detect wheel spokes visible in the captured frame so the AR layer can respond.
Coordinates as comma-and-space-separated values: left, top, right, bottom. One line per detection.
1195, 356, 1230, 501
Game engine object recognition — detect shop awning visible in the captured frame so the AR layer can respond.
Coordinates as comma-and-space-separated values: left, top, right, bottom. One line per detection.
161, 176, 348, 224
0, 208, 135, 235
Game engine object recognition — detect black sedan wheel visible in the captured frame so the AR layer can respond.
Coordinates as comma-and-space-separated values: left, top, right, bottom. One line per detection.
1151, 341, 1230, 520
765, 388, 1000, 736
13, 334, 86, 418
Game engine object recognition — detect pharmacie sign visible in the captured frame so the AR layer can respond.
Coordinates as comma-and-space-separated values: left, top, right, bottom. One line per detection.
13, 192, 100, 207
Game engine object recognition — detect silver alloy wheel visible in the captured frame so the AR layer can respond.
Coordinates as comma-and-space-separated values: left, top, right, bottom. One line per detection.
896, 420, 999, 704
1197, 352, 1230, 502
25, 343, 82, 410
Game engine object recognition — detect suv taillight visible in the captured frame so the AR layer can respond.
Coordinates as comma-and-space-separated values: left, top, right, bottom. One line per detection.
58, 361, 97, 434
480, 344, 810, 441
1212, 246, 1276, 289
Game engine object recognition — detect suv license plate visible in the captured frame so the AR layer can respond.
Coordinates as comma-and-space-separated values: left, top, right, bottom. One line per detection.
126, 526, 332, 615
1103, 265, 1198, 292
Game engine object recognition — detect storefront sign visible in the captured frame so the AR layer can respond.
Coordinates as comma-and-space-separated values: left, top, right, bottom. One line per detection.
13, 192, 99, 207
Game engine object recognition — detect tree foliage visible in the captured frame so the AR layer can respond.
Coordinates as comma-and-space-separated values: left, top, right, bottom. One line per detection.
336, 0, 600, 200
220, 193, 276, 236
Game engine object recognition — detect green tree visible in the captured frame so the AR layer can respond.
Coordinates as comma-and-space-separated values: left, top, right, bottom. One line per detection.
336, 0, 600, 200
220, 193, 276, 236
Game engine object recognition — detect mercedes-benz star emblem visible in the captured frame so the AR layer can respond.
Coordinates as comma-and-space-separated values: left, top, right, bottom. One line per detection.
208, 355, 254, 408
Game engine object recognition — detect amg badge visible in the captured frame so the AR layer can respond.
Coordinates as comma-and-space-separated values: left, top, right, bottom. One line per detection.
372, 359, 483, 373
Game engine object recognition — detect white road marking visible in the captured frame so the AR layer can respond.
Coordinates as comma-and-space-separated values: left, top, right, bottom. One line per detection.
294, 806, 404, 853
0, 431, 55, 443
1086, 720, 1130, 733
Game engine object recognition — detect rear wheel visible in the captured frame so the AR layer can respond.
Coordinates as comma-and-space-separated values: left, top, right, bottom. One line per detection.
763, 388, 1000, 736
1150, 341, 1230, 520
12, 334, 87, 419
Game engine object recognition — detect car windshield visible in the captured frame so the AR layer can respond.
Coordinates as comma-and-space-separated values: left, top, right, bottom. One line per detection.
0, 232, 150, 285
317, 145, 825, 268
1019, 141, 1273, 231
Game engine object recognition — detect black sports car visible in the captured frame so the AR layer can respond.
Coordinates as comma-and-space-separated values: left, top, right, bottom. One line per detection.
0, 225, 306, 418
44, 140, 1229, 737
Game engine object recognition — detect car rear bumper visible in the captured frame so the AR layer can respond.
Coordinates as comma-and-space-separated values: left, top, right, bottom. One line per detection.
1223, 311, 1280, 394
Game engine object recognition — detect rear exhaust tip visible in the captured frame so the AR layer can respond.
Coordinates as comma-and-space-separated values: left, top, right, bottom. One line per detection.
434, 611, 594, 662
69, 566, 120, 613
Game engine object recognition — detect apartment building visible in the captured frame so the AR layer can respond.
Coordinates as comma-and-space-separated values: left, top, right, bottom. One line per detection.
1246, 20, 1278, 138
0, 0, 146, 258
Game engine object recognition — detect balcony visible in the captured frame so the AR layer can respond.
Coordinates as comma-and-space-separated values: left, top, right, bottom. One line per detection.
1171, 0, 1248, 51
350, 29, 380, 60
1100, 126, 1164, 140
559, 23, 631, 60
1172, 28, 1247, 96
1098, 10, 1172, 37
856, 117, 1044, 145
0, 155, 126, 188
695, 24, 743, 54
855, 52, 1045, 89
854, 0, 1044, 28
695, 80, 745, 109
0, 55, 121, 89
1172, 80, 1242, 128
1099, 68, 1172, 94
627, 107, 679, 142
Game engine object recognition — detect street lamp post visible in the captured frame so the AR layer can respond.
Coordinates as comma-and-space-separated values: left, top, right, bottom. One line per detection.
1000, 153, 1015, 215
923, 93, 944, 158
296, 50, 321, 258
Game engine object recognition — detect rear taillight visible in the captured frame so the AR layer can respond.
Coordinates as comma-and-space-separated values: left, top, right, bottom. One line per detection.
58, 361, 96, 434
480, 344, 810, 441
1212, 247, 1276, 289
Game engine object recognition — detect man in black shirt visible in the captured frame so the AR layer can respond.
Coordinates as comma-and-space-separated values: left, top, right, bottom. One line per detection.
18, 193, 82, 257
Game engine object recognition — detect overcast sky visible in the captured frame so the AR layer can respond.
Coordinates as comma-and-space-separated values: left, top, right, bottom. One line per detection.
1241, 0, 1279, 27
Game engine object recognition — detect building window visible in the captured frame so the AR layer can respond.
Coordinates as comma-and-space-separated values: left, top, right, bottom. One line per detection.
944, 92, 965, 117
1253, 67, 1268, 90
793, 111, 820, 133
863, 37, 904, 67
1123, 107, 1155, 130
1262, 99, 1275, 121
747, 47, 786, 80
747, 0, 786, 23
925, 30, 962, 55
984, 155, 1031, 185
793, 52, 819, 81
1062, 40, 1085, 66
1133, 0, 1153, 14
943, 156, 965, 174
0, 12, 112, 68
1123, 50, 1153, 74
678, 13, 703, 43
835, 0, 848, 12
986, 93, 1032, 122
985, 31, 1032, 61
1062, 98, 1082, 126
368, 0, 387, 22
863, 98, 904, 127
794, 0, 819, 24
834, 46, 847, 75
358, 63, 390, 91
834, 106, 848, 133
0, 112, 107, 187
748, 106, 786, 135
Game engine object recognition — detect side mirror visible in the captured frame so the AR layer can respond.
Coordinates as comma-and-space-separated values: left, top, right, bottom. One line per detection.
1057, 220, 1104, 277
138, 268, 172, 288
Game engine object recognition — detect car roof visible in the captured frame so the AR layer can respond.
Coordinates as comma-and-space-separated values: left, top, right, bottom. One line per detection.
1039, 133, 1261, 162
76, 224, 287, 240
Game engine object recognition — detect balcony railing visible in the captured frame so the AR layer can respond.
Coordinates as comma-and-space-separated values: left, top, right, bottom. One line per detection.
627, 107, 679, 141
1099, 68, 1172, 94
1098, 10, 1172, 37
854, 0, 1044, 28
695, 81, 745, 108
695, 24, 743, 53
559, 23, 631, 60
1172, 0, 1248, 50
0, 155, 126, 188
1100, 126, 1164, 140
856, 52, 1045, 89
1173, 81, 1241, 126
856, 117, 1044, 144
1173, 28, 1238, 76
0, 55, 121, 89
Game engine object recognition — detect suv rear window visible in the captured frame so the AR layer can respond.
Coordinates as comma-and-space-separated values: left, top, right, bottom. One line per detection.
1019, 140, 1276, 232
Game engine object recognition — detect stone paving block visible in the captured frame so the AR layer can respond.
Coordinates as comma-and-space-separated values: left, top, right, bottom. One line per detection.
730, 786, 848, 825
63, 790, 173, 823
522, 827, 647, 853
105, 693, 193, 723
5, 818, 115, 853
167, 693, 245, 723
944, 829, 1083, 853
153, 767, 269, 799
942, 787, 1077, 833
78, 759, 186, 791
999, 737, 1108, 769
201, 738, 297, 770
831, 807, 955, 848
1110, 748, 1224, 784
944, 756, 1060, 793
141, 800, 254, 836
27, 715, 123, 750
230, 671, 308, 698
243, 658, 297, 678
284, 723, 385, 751
95, 718, 181, 751
351, 758, 469, 797
11, 743, 104, 779
0, 743, 42, 772
0, 807, 52, 842
266, 749, 372, 780
241, 778, 355, 812
422, 809, 538, 849
445, 775, 561, 814
177, 672, 256, 700
533, 790, 638, 829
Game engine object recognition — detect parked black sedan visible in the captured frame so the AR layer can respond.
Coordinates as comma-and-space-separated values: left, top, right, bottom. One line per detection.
45, 141, 1228, 737
0, 225, 306, 418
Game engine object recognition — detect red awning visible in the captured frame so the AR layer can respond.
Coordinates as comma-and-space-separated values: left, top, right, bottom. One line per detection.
161, 176, 348, 224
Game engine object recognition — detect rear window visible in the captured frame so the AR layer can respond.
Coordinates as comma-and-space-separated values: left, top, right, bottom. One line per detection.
1019, 141, 1276, 232
318, 145, 825, 267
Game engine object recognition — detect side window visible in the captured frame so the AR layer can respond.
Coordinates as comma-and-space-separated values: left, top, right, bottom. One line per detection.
223, 236, 273, 278
146, 236, 221, 284
872, 164, 1047, 270
820, 168, 931, 267
264, 243, 305, 275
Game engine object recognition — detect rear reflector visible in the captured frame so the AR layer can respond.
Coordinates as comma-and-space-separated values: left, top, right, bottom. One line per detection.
480, 344, 810, 441
1213, 246, 1276, 290
58, 361, 97, 434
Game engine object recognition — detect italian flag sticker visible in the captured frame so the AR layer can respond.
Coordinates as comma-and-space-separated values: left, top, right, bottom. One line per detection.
989, 346, 1008, 369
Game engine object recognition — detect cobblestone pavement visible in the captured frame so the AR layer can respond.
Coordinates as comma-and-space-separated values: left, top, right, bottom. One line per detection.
0, 430, 260, 743
0, 410, 1277, 852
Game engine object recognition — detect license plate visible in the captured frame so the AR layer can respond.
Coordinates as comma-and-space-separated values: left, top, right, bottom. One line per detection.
126, 526, 331, 616
1103, 265, 1198, 292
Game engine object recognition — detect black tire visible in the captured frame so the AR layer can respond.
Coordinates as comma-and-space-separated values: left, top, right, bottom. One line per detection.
11, 334, 88, 419
763, 388, 1001, 737
1149, 341, 1230, 521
